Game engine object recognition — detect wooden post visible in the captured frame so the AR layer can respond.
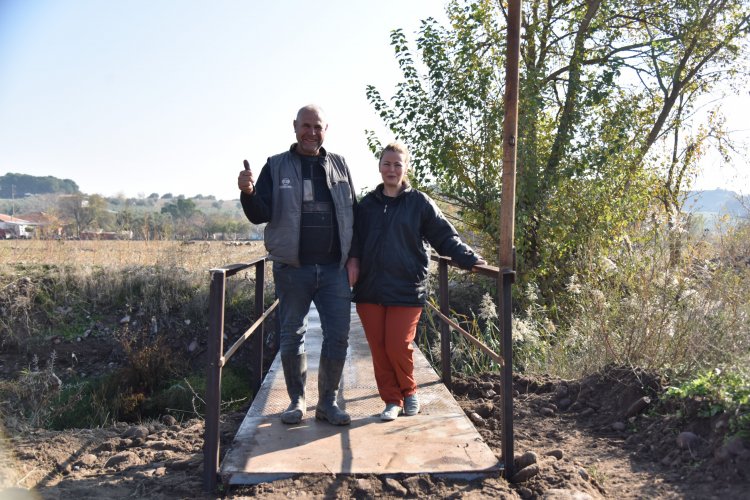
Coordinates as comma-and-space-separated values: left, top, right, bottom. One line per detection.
498, 0, 522, 480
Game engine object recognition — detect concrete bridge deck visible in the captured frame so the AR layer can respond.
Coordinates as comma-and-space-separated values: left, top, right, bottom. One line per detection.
220, 305, 500, 485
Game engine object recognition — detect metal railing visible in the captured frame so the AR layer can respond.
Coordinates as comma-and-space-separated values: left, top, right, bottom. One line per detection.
428, 254, 515, 478
203, 256, 278, 492
202, 254, 515, 491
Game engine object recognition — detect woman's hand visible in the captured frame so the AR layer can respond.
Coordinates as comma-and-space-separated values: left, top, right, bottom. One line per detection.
346, 257, 360, 287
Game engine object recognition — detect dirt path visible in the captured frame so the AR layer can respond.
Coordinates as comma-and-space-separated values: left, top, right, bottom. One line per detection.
2, 368, 748, 499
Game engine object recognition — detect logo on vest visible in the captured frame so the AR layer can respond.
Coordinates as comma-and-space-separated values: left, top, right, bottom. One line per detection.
280, 178, 292, 189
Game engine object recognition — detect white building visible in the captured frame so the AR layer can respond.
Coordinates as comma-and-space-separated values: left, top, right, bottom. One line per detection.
0, 214, 35, 238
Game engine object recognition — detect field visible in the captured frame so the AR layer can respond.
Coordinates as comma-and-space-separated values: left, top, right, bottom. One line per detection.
0, 239, 266, 271
0, 240, 749, 499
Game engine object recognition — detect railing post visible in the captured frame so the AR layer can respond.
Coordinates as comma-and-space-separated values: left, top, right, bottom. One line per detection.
203, 269, 226, 492
249, 261, 265, 397
500, 269, 515, 478
438, 258, 451, 390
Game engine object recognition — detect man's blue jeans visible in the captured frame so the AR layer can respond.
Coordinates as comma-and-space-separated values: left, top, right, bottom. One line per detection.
272, 262, 351, 360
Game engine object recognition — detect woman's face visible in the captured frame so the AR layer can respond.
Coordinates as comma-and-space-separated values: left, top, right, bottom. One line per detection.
379, 150, 407, 191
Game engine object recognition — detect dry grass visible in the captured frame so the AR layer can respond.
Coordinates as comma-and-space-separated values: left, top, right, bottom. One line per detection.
0, 240, 270, 346
0, 240, 272, 430
0, 240, 267, 271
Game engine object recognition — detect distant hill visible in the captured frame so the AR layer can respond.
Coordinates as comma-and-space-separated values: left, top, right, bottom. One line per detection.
684, 189, 744, 215
0, 173, 79, 198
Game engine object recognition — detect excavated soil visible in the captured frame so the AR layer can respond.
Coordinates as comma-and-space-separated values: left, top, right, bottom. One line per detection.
2, 362, 748, 499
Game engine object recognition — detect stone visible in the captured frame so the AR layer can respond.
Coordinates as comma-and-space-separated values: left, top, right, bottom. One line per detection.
474, 401, 494, 418
105, 451, 141, 470
95, 441, 117, 453
579, 408, 595, 418
515, 451, 538, 469
611, 421, 626, 431
517, 486, 533, 498
725, 436, 746, 455
676, 431, 700, 450
714, 446, 731, 463
469, 412, 485, 426
545, 449, 564, 460
542, 489, 594, 500
147, 440, 168, 450
77, 453, 97, 467
624, 396, 651, 418
511, 464, 540, 483
122, 425, 149, 440
161, 414, 178, 426
540, 407, 555, 417
355, 478, 371, 491
401, 476, 426, 495
384, 478, 408, 496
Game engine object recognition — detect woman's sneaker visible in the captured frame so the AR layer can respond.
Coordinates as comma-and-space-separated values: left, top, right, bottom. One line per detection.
380, 403, 401, 421
403, 394, 420, 416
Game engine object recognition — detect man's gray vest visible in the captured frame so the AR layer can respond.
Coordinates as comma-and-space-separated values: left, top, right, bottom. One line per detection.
264, 150, 354, 268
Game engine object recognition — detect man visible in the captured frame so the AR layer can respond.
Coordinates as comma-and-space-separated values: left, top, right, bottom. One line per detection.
237, 104, 356, 426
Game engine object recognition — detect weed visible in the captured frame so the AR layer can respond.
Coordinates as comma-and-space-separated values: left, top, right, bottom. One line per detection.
0, 240, 268, 430
511, 215, 750, 379
587, 464, 608, 486
665, 367, 750, 436
0, 352, 63, 429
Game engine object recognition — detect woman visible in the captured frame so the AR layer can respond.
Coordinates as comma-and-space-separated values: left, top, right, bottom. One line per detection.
347, 142, 486, 421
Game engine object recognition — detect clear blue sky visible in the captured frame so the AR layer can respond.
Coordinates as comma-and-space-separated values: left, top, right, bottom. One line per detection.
1, 0, 748, 201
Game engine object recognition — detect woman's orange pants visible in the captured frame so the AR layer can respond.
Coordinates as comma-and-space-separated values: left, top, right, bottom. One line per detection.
356, 303, 423, 406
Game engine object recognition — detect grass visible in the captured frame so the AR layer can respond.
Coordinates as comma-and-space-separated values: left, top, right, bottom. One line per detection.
0, 239, 265, 271
4, 218, 749, 433
0, 239, 268, 430
0, 240, 268, 344
419, 215, 750, 429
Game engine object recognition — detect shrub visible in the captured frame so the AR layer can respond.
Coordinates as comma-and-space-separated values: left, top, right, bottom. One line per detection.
665, 367, 750, 437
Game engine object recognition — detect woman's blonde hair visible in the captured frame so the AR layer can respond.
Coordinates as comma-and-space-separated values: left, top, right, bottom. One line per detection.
379, 141, 410, 165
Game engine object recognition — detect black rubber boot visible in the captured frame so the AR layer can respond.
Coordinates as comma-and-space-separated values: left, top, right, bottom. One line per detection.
315, 356, 351, 426
280, 353, 306, 424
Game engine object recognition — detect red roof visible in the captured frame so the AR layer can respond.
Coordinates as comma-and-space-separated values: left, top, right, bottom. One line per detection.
16, 211, 52, 224
0, 213, 32, 224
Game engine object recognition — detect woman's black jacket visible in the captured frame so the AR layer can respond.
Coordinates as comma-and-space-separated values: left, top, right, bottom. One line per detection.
351, 184, 481, 307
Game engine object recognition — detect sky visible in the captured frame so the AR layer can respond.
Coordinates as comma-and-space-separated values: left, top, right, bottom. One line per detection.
0, 0, 748, 201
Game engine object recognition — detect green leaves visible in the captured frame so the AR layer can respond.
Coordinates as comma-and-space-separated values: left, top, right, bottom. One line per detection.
366, 0, 749, 303
666, 369, 750, 425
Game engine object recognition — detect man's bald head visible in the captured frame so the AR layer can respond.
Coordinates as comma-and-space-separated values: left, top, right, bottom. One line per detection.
293, 104, 328, 156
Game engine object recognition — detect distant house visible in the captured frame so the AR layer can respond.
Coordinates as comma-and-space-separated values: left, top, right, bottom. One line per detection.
15, 211, 62, 238
0, 214, 35, 238
16, 211, 52, 224
80, 230, 133, 240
